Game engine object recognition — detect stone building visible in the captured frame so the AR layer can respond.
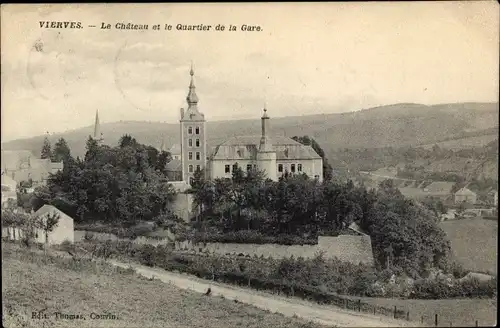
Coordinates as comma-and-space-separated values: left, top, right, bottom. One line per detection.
168, 66, 324, 184
454, 187, 477, 204
1, 150, 63, 187
33, 204, 75, 245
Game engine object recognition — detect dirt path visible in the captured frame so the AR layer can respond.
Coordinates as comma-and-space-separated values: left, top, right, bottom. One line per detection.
108, 259, 421, 327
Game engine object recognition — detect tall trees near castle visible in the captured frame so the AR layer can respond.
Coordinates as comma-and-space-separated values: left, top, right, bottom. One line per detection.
292, 135, 334, 181
190, 169, 452, 277
35, 135, 176, 227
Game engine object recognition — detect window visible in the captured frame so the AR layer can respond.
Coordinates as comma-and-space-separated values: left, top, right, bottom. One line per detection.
195, 139, 200, 147
247, 164, 252, 171
188, 139, 193, 147
195, 127, 200, 135
188, 165, 194, 173
298, 164, 302, 172
232, 164, 238, 172
188, 126, 193, 134
189, 177, 194, 185
253, 164, 257, 169
291, 164, 296, 173
314, 175, 319, 179
188, 152, 193, 160
278, 164, 283, 172
225, 165, 230, 173
196, 165, 201, 171
196, 152, 201, 160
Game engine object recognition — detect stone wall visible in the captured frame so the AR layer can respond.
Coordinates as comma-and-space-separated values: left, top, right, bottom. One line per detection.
73, 230, 374, 266
175, 235, 374, 265
73, 230, 171, 247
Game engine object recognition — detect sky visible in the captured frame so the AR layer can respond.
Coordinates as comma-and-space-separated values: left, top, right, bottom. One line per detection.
1, 2, 499, 142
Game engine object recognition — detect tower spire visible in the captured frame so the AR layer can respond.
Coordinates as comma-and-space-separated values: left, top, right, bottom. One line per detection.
186, 62, 199, 108
259, 106, 272, 151
93, 109, 103, 142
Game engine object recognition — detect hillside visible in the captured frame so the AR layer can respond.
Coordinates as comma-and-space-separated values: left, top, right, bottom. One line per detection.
440, 218, 498, 274
2, 102, 498, 160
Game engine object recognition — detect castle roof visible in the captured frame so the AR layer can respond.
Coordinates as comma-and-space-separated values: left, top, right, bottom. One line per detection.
455, 187, 476, 196
169, 144, 181, 155
209, 135, 322, 161
165, 159, 182, 171
423, 181, 455, 194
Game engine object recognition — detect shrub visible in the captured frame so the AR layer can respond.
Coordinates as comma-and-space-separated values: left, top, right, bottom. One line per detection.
186, 230, 317, 245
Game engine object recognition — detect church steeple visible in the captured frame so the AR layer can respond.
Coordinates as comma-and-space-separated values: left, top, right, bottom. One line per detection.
186, 62, 199, 108
93, 109, 103, 142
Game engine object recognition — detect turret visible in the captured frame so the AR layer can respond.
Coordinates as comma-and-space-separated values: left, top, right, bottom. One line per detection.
257, 107, 277, 181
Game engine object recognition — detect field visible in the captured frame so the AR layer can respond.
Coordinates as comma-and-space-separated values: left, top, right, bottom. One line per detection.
419, 134, 498, 150
343, 296, 497, 327
440, 218, 498, 274
1, 242, 326, 328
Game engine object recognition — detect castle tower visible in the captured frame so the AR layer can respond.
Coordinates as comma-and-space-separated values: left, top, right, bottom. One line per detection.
257, 107, 277, 181
180, 63, 207, 185
92, 109, 103, 143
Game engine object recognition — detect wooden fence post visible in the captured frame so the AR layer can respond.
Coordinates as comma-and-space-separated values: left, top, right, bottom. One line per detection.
393, 306, 397, 319
358, 299, 361, 312
435, 314, 438, 327
406, 311, 409, 321
373, 307, 375, 315
421, 316, 424, 324
475, 320, 478, 327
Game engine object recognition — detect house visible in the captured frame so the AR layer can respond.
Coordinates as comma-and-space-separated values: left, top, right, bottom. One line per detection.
169, 144, 181, 160
33, 205, 74, 245
1, 149, 63, 187
454, 187, 477, 205
399, 181, 455, 202
168, 181, 195, 223
1, 174, 18, 207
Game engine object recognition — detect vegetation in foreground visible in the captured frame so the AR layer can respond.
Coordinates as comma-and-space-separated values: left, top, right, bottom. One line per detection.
342, 295, 497, 327
74, 238, 497, 301
440, 218, 498, 274
1, 242, 327, 328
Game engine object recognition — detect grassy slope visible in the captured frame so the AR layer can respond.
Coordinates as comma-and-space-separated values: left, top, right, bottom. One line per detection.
1, 243, 325, 328
440, 218, 498, 274
2, 102, 498, 160
342, 296, 497, 327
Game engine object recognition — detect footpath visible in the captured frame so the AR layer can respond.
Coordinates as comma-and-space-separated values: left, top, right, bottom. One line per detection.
108, 258, 421, 327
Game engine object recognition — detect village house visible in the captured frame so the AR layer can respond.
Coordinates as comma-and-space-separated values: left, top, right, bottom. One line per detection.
2, 205, 74, 245
398, 181, 455, 203
1, 149, 63, 187
454, 187, 477, 205
1, 174, 18, 208
33, 205, 75, 245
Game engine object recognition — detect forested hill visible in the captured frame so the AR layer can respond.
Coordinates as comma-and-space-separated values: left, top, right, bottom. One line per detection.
2, 102, 498, 160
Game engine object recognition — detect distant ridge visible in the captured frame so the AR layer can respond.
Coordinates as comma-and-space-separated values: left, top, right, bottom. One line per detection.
2, 102, 498, 160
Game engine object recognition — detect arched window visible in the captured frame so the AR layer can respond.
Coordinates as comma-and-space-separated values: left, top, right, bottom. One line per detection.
188, 126, 193, 134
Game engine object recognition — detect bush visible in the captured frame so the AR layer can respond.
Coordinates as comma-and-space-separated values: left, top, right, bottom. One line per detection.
410, 277, 497, 299
186, 230, 317, 245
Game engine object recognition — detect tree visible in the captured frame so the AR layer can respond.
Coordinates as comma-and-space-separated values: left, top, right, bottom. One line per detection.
292, 135, 333, 181
41, 136, 52, 159
51, 138, 72, 163
38, 212, 60, 245
119, 134, 138, 148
